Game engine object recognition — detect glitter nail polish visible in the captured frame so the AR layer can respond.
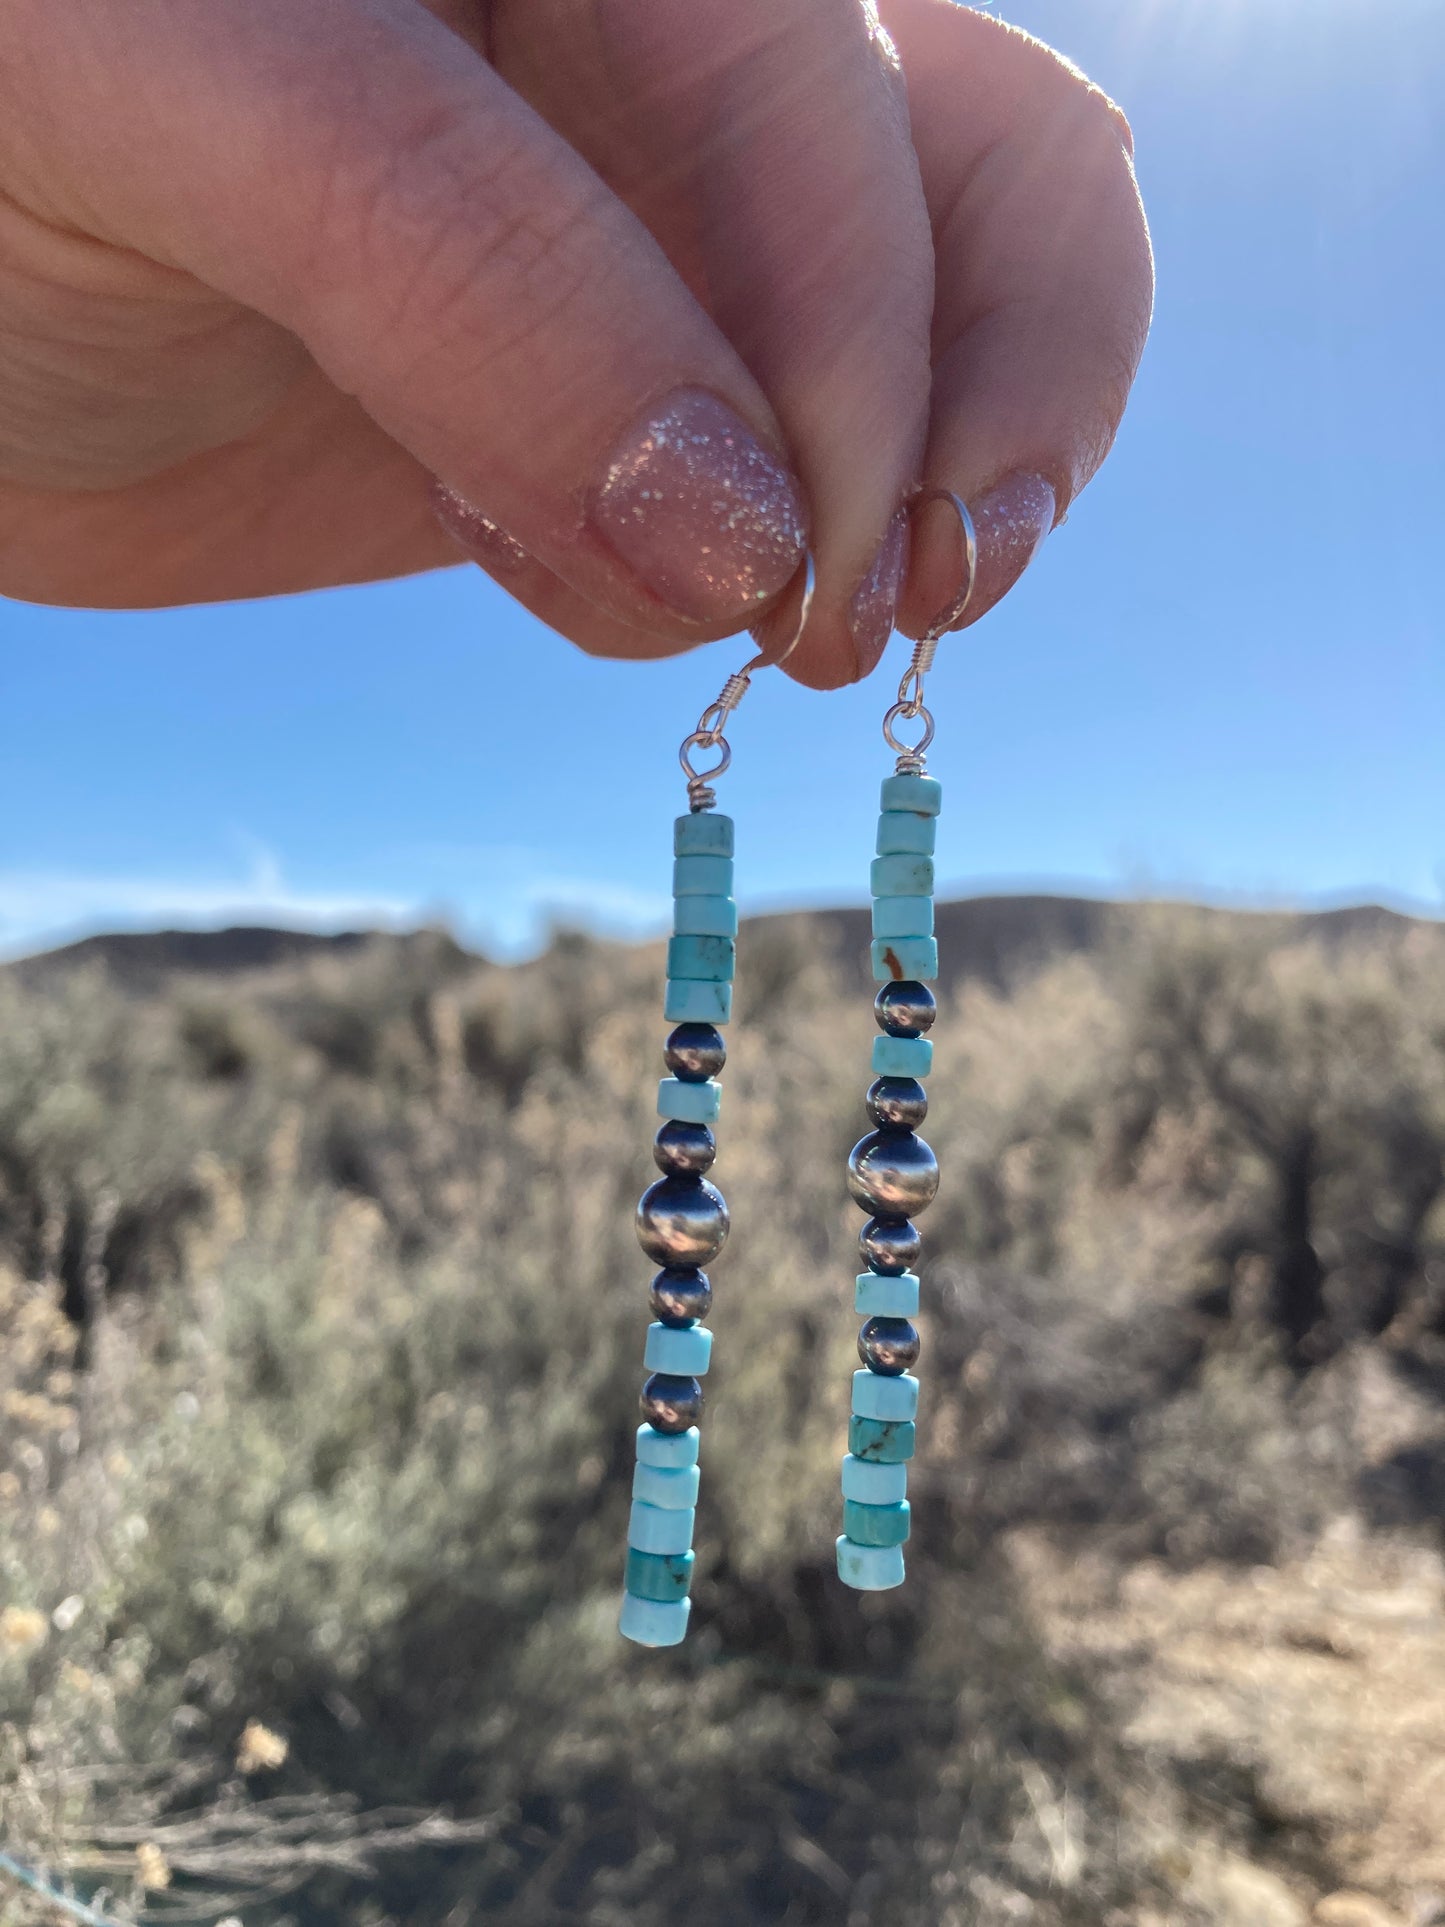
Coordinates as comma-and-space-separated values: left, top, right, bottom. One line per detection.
964, 473, 1056, 625
591, 390, 807, 624
430, 481, 529, 573
908, 472, 1056, 636
848, 508, 909, 676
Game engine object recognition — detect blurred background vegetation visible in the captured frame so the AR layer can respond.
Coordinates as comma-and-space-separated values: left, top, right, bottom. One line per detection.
3, 899, 1445, 1926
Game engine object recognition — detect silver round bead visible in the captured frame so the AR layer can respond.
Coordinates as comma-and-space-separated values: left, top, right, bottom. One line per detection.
847, 1131, 939, 1219
653, 1120, 716, 1177
650, 1267, 713, 1326
875, 981, 937, 1038
664, 1022, 726, 1082
867, 1076, 928, 1132
858, 1316, 921, 1375
859, 1217, 922, 1274
636, 1177, 730, 1267
640, 1373, 703, 1433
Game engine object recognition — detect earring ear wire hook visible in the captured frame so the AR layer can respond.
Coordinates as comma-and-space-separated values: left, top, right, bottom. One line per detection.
881, 489, 976, 773
679, 553, 816, 807
911, 487, 977, 649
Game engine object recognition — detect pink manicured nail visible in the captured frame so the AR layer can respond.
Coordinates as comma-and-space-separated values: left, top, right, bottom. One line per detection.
964, 472, 1056, 624
430, 481, 529, 573
910, 472, 1056, 634
848, 508, 909, 675
590, 389, 807, 624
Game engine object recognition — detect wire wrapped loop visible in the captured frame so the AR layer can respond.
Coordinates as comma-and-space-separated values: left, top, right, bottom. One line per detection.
882, 699, 936, 770
679, 728, 733, 811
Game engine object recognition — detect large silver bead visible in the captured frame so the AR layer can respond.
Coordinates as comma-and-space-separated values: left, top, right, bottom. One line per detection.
847, 1131, 939, 1219
640, 1373, 703, 1433
866, 1076, 928, 1131
650, 1266, 713, 1326
858, 1316, 921, 1375
859, 1216, 922, 1274
636, 1177, 730, 1267
875, 981, 937, 1038
653, 1120, 716, 1177
664, 1022, 727, 1082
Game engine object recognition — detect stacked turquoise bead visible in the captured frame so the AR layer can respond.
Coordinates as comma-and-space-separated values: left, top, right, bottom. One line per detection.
620, 811, 737, 1648
838, 774, 942, 1592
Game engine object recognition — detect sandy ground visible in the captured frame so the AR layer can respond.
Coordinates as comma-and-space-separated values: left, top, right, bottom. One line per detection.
1011, 1520, 1445, 1927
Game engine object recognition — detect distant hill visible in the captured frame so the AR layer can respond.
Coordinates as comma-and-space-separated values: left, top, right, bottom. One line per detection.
7, 896, 1433, 998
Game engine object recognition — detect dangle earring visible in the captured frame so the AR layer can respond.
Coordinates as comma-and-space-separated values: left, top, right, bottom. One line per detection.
836, 491, 975, 1594
619, 563, 816, 1650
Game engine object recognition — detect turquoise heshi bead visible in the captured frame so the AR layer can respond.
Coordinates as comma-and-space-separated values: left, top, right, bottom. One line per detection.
657, 1076, 722, 1124
627, 1500, 696, 1555
636, 1423, 699, 1469
872, 896, 934, 940
673, 854, 734, 897
849, 1416, 916, 1463
672, 895, 738, 938
872, 936, 939, 984
632, 1460, 702, 1510
842, 1454, 908, 1504
666, 934, 736, 983
674, 813, 734, 858
871, 853, 935, 897
619, 1591, 691, 1646
644, 1320, 713, 1376
836, 1537, 905, 1592
852, 1369, 920, 1421
880, 773, 942, 816
664, 980, 733, 1025
876, 810, 937, 856
871, 1035, 933, 1079
843, 1498, 911, 1547
855, 1270, 920, 1316
625, 1547, 695, 1602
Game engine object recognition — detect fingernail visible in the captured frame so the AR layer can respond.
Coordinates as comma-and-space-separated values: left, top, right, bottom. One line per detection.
968, 472, 1056, 623
914, 472, 1056, 633
430, 481, 529, 574
848, 508, 909, 676
590, 389, 807, 624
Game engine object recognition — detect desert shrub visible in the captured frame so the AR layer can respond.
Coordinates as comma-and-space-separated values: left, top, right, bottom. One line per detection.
1, 907, 1443, 1922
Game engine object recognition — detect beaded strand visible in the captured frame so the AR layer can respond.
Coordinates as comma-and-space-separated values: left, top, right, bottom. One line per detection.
619, 809, 737, 1647
837, 772, 942, 1592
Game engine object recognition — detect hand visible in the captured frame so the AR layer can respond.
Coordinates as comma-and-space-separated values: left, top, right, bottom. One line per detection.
0, 0, 1152, 688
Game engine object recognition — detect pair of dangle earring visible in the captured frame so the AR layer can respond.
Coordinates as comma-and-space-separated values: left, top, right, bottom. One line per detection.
620, 494, 976, 1648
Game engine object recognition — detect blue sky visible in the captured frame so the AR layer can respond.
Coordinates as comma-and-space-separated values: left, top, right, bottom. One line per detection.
2, 0, 1441, 959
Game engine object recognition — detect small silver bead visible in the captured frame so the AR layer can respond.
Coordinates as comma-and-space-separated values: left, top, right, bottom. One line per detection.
858, 1316, 921, 1375
653, 1120, 716, 1176
875, 981, 937, 1038
640, 1373, 703, 1433
847, 1131, 939, 1218
636, 1176, 730, 1267
664, 1022, 727, 1082
867, 1076, 928, 1131
650, 1266, 713, 1326
859, 1216, 922, 1274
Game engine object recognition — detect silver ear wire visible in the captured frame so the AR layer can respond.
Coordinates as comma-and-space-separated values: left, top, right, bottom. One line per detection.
911, 488, 977, 644
744, 549, 816, 671
679, 554, 816, 809
881, 490, 976, 773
